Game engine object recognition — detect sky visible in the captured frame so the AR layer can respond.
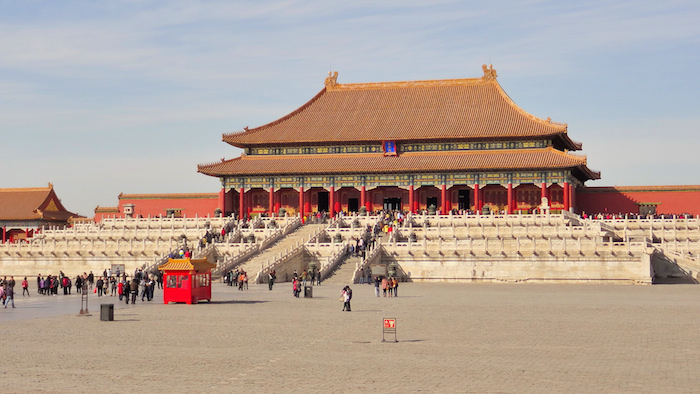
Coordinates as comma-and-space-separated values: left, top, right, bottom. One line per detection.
1, 0, 699, 217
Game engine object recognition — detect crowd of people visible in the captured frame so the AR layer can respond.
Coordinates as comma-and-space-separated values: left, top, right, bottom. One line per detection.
223, 269, 249, 290
0, 267, 165, 310
582, 212, 694, 220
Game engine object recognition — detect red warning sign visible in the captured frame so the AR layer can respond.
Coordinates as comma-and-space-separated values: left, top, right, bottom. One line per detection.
384, 318, 396, 329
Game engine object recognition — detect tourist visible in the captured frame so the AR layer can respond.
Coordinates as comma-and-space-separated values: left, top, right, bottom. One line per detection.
110, 276, 117, 296
118, 279, 124, 301
21, 277, 29, 297
316, 270, 321, 286
96, 276, 104, 297
3, 283, 14, 308
36, 274, 41, 294
62, 275, 70, 295
341, 285, 352, 312
292, 278, 300, 297
0, 284, 5, 306
268, 270, 276, 290
139, 277, 147, 301
87, 271, 94, 289
130, 278, 139, 304
148, 275, 155, 301
374, 276, 380, 297
381, 277, 388, 297
392, 277, 399, 297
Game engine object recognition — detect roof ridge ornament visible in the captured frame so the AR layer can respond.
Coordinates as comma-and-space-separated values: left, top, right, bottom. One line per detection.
481, 64, 497, 81
325, 71, 339, 88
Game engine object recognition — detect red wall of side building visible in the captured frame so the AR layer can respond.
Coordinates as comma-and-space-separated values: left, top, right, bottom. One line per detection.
576, 186, 700, 217
94, 193, 220, 220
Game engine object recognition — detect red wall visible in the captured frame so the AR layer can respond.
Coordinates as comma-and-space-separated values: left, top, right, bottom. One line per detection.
95, 193, 219, 220
577, 186, 700, 217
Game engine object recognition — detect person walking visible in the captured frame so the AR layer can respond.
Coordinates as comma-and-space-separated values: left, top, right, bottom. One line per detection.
292, 278, 300, 297
130, 278, 139, 304
139, 277, 147, 301
4, 283, 15, 308
341, 285, 352, 312
96, 277, 104, 297
21, 277, 29, 297
268, 270, 276, 291
374, 276, 381, 297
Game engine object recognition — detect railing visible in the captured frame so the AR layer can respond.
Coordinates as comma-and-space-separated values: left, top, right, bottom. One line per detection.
319, 244, 350, 280
379, 236, 651, 258
253, 221, 324, 283
351, 240, 383, 283
255, 244, 306, 284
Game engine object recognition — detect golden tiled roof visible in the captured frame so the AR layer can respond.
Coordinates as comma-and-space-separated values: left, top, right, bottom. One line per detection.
198, 147, 600, 179
0, 184, 81, 221
158, 258, 217, 273
222, 67, 580, 149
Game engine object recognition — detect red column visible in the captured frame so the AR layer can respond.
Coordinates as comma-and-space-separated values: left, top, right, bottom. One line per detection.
507, 183, 513, 214
219, 188, 226, 215
570, 184, 576, 213
329, 186, 335, 218
269, 187, 274, 216
360, 186, 366, 210
299, 187, 305, 218
2, 226, 5, 243
409, 185, 415, 214
239, 188, 245, 220
541, 183, 548, 203
441, 184, 447, 214
563, 182, 570, 212
474, 184, 480, 212
365, 190, 372, 212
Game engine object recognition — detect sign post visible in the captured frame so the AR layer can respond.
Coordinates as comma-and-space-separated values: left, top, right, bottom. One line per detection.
78, 283, 91, 316
382, 318, 397, 343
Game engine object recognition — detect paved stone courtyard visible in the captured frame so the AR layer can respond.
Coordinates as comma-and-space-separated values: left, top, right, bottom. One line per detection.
2, 282, 700, 392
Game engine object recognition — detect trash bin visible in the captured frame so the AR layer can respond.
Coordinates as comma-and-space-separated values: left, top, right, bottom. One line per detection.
304, 285, 313, 298
100, 304, 114, 321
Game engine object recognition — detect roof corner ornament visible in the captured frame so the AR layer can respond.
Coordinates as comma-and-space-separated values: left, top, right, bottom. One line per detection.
481, 64, 497, 81
243, 126, 249, 131
325, 71, 339, 88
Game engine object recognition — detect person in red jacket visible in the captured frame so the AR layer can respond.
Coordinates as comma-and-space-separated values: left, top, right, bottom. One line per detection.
21, 277, 29, 297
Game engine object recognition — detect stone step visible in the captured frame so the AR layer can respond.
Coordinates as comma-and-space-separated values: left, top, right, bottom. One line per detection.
235, 224, 323, 275
323, 256, 362, 285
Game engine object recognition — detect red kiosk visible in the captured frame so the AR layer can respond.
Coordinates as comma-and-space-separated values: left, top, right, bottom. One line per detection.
158, 258, 217, 304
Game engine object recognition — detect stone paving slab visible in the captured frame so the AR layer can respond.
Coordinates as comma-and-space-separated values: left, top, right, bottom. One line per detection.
2, 281, 700, 393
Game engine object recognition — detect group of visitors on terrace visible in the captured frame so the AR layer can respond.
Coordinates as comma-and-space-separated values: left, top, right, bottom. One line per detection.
582, 212, 694, 220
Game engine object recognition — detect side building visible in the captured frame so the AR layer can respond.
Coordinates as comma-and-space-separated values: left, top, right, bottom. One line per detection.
198, 66, 600, 218
0, 184, 83, 242
94, 192, 220, 220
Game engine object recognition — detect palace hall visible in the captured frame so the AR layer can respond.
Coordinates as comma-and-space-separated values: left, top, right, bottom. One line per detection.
198, 65, 600, 219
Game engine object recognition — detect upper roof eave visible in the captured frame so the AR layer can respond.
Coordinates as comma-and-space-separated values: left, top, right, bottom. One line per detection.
221, 67, 572, 147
